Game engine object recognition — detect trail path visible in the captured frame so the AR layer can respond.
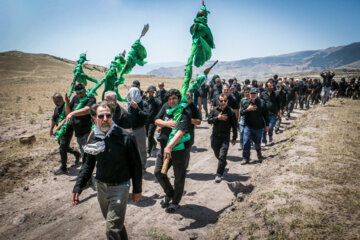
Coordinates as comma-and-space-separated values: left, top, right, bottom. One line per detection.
0, 109, 303, 240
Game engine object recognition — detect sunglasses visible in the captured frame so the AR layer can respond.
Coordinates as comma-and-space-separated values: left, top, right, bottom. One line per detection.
186, 94, 193, 98
97, 114, 112, 119
219, 99, 228, 103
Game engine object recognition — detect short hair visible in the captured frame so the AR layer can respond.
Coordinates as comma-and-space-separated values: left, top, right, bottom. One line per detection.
266, 79, 274, 87
243, 86, 250, 91
52, 93, 63, 100
164, 89, 181, 102
74, 83, 85, 91
223, 83, 230, 89
90, 101, 115, 117
244, 79, 250, 85
218, 93, 228, 100
104, 91, 117, 100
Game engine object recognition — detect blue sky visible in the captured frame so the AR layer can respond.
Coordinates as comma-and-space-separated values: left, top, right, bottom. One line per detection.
1, 0, 360, 66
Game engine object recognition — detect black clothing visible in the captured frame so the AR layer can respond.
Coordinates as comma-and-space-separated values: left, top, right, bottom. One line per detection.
208, 105, 238, 141
156, 89, 167, 104
199, 84, 210, 98
321, 72, 335, 87
73, 125, 142, 194
240, 98, 269, 130
209, 84, 222, 101
211, 135, 229, 176
144, 96, 162, 124
285, 85, 298, 102
69, 95, 96, 137
154, 103, 192, 149
128, 101, 148, 129
298, 84, 308, 96
52, 103, 65, 123
187, 102, 202, 146
260, 90, 280, 115
113, 104, 132, 129
146, 122, 157, 154
58, 126, 79, 168
212, 94, 240, 110
276, 89, 287, 110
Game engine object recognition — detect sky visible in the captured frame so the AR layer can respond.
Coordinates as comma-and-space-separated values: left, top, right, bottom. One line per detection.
1, 0, 360, 67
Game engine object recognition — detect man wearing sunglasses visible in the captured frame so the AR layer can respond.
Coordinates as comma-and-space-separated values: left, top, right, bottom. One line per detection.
72, 101, 142, 240
241, 88, 269, 163
208, 93, 238, 183
65, 83, 96, 165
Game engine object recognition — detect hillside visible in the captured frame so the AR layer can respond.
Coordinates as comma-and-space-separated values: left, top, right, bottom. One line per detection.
148, 42, 360, 79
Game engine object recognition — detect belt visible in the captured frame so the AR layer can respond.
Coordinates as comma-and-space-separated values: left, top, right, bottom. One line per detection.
97, 180, 126, 187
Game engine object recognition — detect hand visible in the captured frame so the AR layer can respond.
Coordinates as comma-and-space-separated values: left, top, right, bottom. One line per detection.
247, 104, 257, 111
156, 126, 162, 133
72, 192, 80, 205
65, 112, 73, 123
265, 126, 269, 132
231, 139, 236, 145
132, 193, 142, 202
167, 121, 178, 129
130, 100, 138, 109
50, 130, 54, 137
217, 112, 228, 121
163, 146, 172, 161
65, 93, 70, 103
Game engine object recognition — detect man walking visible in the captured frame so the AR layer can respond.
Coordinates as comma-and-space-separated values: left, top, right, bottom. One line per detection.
320, 70, 335, 105
198, 82, 210, 118
50, 93, 80, 175
104, 91, 132, 132
72, 101, 142, 240
241, 88, 269, 163
208, 93, 237, 183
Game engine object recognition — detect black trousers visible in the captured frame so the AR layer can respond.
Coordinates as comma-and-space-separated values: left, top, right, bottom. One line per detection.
286, 100, 295, 118
299, 94, 305, 109
58, 128, 79, 168
146, 122, 157, 154
211, 135, 230, 176
275, 112, 282, 131
154, 147, 190, 205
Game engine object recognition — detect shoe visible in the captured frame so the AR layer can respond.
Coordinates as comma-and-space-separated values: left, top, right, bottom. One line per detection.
257, 151, 263, 162
166, 203, 180, 213
214, 175, 222, 183
54, 167, 67, 175
146, 152, 151, 158
244, 158, 250, 164
74, 152, 81, 165
275, 129, 279, 134
238, 145, 243, 151
269, 136, 273, 143
160, 196, 172, 208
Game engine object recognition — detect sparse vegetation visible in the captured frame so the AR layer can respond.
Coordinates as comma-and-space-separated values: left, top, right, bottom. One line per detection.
145, 227, 173, 240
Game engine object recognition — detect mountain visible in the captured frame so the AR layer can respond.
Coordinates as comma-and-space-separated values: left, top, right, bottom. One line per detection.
148, 42, 360, 79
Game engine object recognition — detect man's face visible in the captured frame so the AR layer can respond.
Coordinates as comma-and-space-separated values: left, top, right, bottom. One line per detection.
267, 81, 274, 90
258, 83, 263, 89
223, 86, 230, 96
148, 91, 155, 97
94, 106, 112, 133
215, 78, 221, 86
244, 90, 250, 98
104, 96, 116, 104
185, 92, 193, 104
158, 83, 164, 90
231, 87, 237, 93
53, 97, 63, 107
218, 96, 228, 109
76, 90, 86, 99
167, 94, 179, 108
250, 92, 258, 100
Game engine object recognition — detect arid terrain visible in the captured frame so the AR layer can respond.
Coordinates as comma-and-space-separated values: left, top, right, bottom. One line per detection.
0, 51, 359, 240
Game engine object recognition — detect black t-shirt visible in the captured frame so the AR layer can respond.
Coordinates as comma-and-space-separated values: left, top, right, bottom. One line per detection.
199, 84, 209, 98
52, 103, 65, 124
187, 102, 202, 146
113, 104, 132, 129
286, 85, 298, 101
155, 103, 192, 150
69, 95, 96, 137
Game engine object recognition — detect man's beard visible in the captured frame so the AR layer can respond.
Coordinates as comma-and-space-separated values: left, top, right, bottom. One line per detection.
99, 124, 111, 133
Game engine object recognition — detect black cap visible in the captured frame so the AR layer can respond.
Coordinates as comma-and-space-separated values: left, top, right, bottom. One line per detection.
147, 85, 156, 92
250, 88, 258, 94
132, 80, 140, 87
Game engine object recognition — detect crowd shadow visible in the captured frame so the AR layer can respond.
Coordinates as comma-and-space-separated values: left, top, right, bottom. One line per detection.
177, 204, 228, 231
128, 193, 161, 207
195, 126, 209, 129
227, 182, 254, 196
190, 146, 208, 153
187, 172, 249, 183
78, 193, 97, 205
145, 159, 155, 168
142, 170, 156, 181
227, 155, 243, 162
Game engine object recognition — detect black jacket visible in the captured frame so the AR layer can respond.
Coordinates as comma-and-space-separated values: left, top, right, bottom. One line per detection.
128, 101, 148, 129
240, 98, 269, 130
208, 105, 237, 140
260, 90, 280, 115
72, 125, 142, 194
144, 96, 162, 124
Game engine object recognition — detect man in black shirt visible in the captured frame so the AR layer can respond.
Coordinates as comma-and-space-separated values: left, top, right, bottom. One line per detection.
127, 87, 149, 172
198, 83, 210, 118
154, 89, 192, 213
212, 84, 240, 120
297, 79, 308, 110
50, 93, 80, 175
104, 91, 132, 131
209, 77, 222, 105
274, 82, 286, 134
72, 101, 142, 240
260, 79, 280, 145
285, 79, 298, 120
65, 84, 96, 165
208, 93, 237, 183
144, 85, 162, 158
320, 70, 335, 105
156, 82, 167, 105
241, 88, 269, 163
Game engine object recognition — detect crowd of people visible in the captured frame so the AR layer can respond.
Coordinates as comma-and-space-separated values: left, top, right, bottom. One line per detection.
49, 71, 360, 239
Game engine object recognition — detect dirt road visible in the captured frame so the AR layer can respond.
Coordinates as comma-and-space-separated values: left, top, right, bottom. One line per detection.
0, 106, 303, 240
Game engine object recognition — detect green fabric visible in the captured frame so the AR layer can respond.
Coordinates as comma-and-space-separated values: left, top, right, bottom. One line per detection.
101, 61, 119, 100
166, 4, 214, 151
113, 39, 148, 102
72, 54, 98, 88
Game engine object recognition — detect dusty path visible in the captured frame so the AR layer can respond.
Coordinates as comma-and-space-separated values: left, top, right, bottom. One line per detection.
0, 109, 303, 240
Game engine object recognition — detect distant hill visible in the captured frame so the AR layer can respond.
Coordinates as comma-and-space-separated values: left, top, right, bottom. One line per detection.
148, 42, 360, 79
